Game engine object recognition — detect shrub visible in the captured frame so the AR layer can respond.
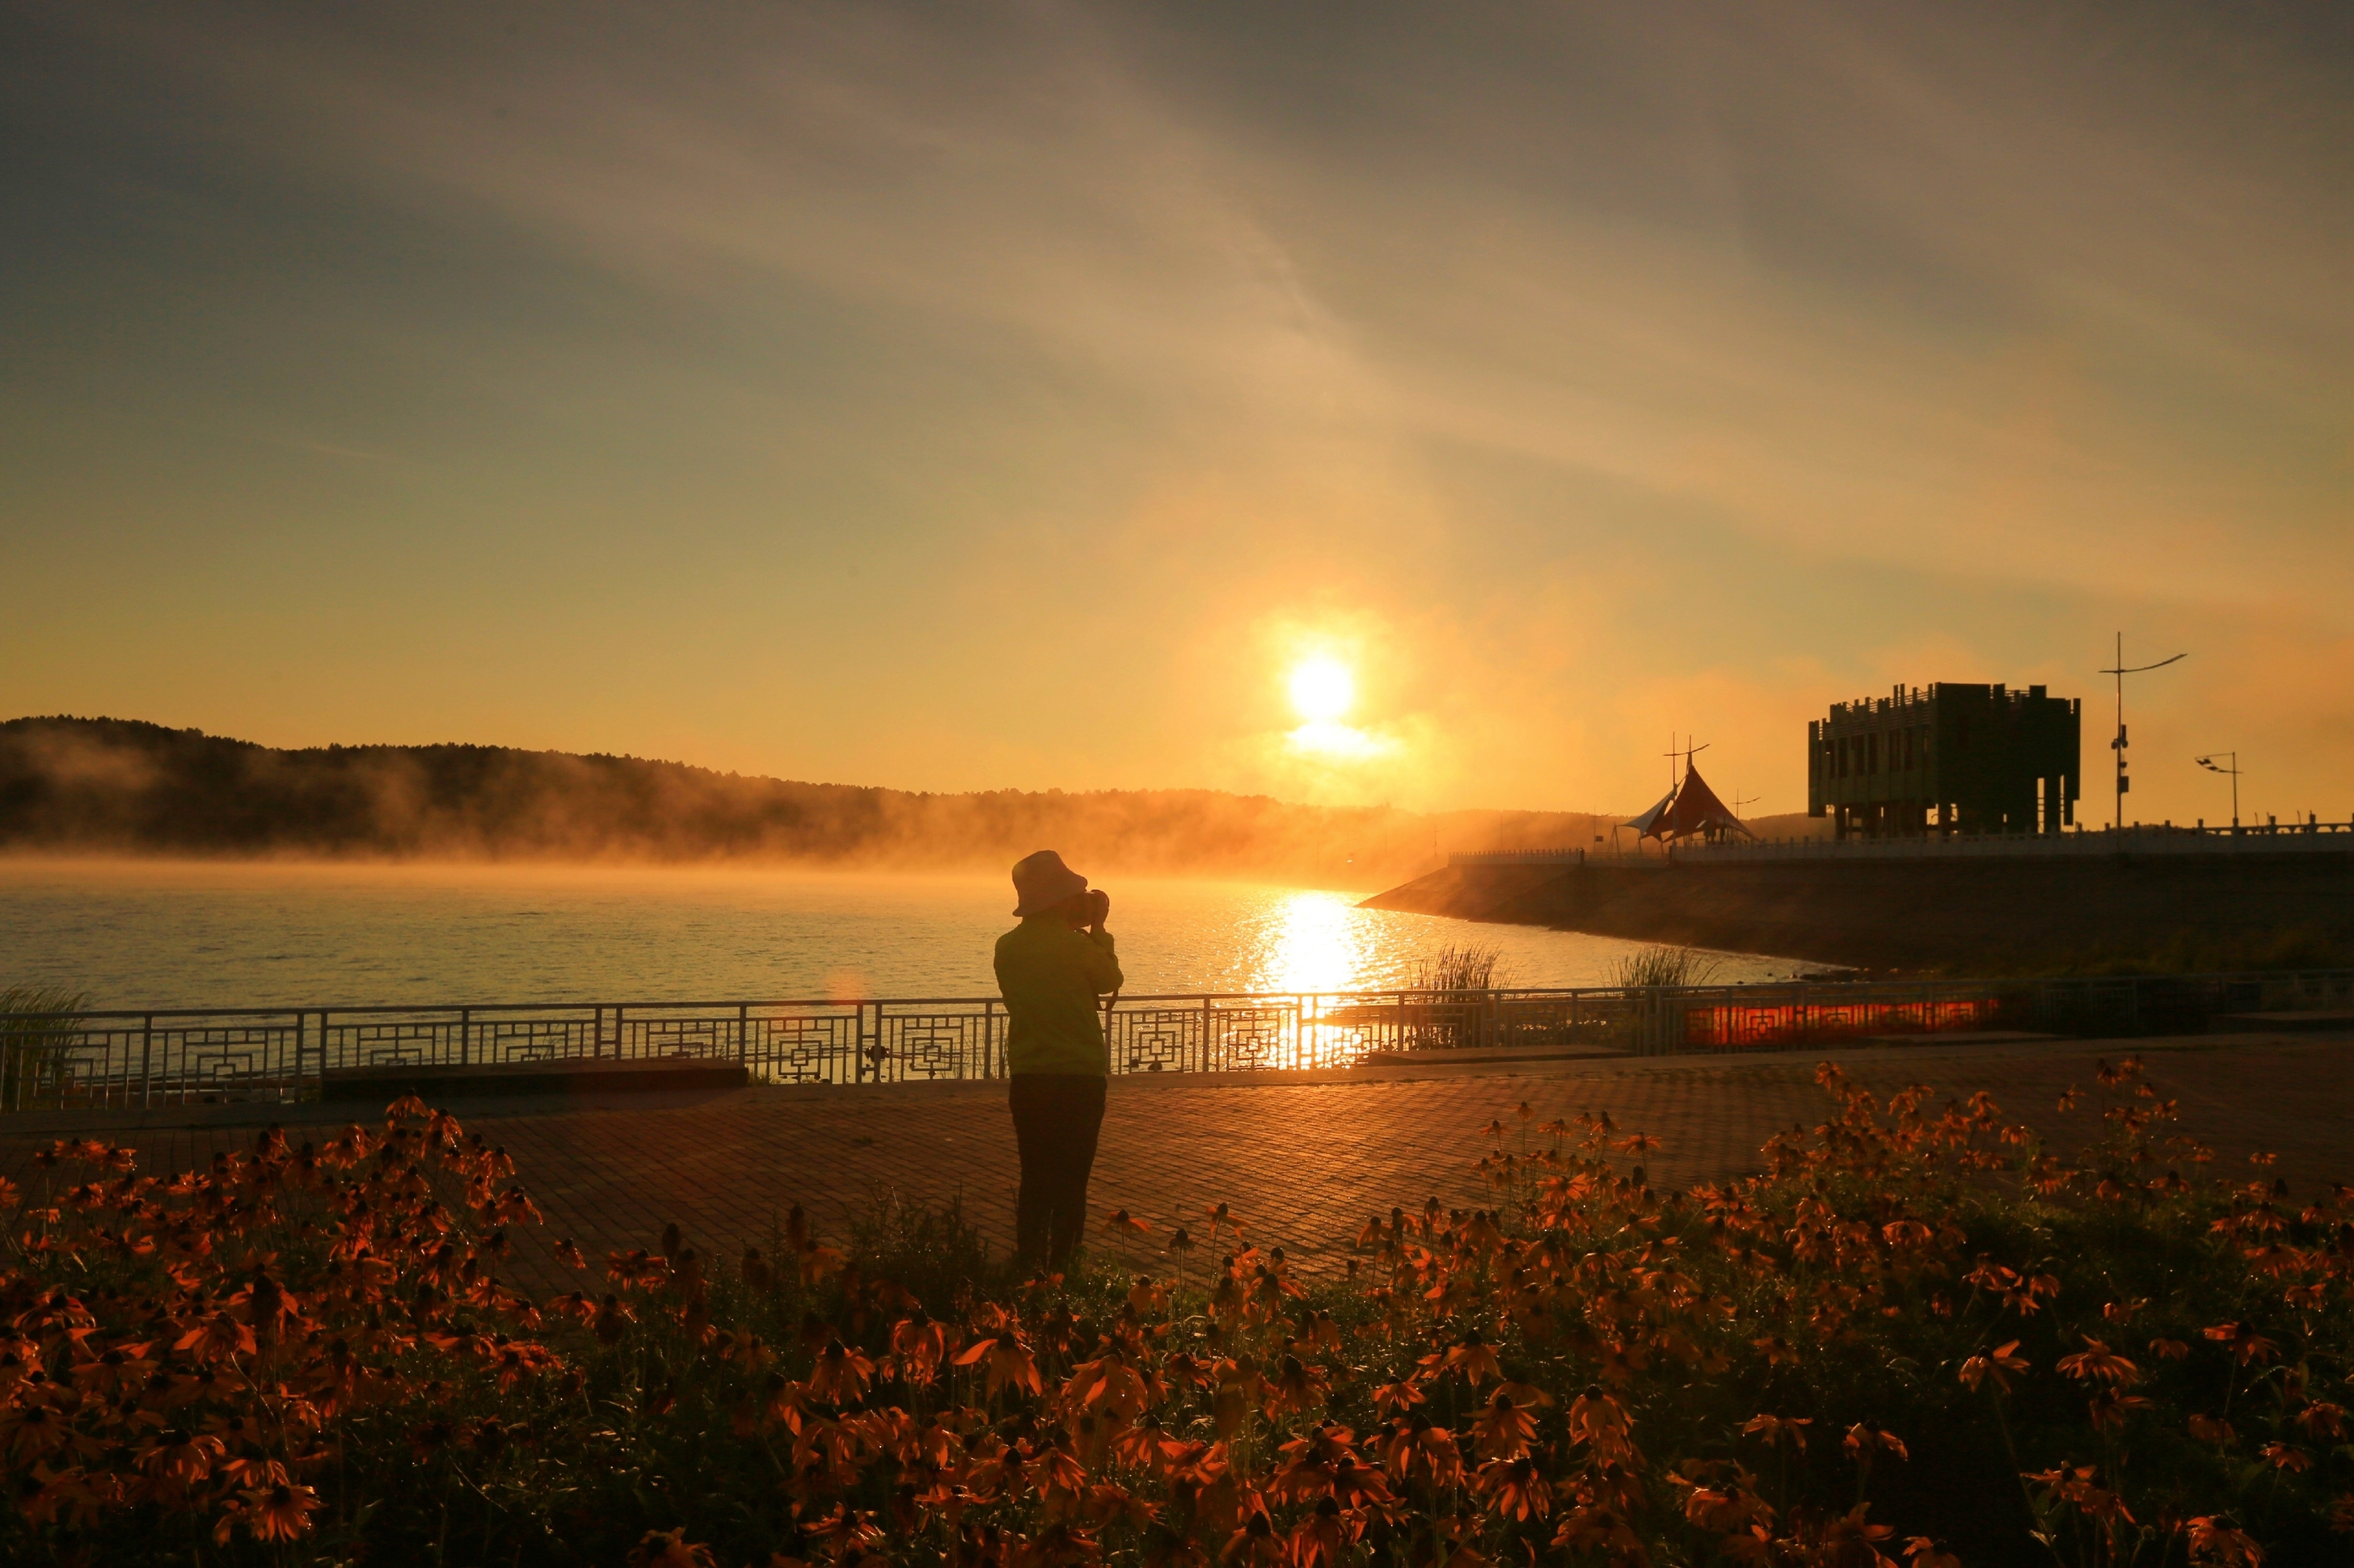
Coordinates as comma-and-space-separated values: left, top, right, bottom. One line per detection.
1611, 944, 1721, 990
1406, 944, 1508, 994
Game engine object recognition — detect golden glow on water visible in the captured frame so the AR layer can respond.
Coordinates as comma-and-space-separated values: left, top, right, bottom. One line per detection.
0, 860, 1811, 1009
1258, 890, 1361, 993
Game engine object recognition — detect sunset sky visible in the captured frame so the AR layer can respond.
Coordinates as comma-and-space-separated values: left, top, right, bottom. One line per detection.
5, 1, 2348, 824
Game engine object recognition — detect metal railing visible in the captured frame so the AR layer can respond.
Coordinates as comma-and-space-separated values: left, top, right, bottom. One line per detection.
3, 971, 2349, 1113
1453, 820, 2354, 869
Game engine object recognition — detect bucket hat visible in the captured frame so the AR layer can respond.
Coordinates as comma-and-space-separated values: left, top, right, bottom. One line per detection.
1010, 849, 1090, 917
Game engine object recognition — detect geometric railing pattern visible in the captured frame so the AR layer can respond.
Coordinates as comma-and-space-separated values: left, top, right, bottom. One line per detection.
4, 970, 2348, 1112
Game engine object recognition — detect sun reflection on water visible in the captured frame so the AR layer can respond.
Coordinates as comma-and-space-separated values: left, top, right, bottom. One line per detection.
1247, 889, 1440, 994
1259, 891, 1362, 993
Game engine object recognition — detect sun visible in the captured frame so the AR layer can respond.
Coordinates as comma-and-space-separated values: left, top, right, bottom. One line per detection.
1287, 657, 1354, 723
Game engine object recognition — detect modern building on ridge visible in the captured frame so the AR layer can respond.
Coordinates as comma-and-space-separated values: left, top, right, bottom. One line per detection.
1808, 683, 2081, 840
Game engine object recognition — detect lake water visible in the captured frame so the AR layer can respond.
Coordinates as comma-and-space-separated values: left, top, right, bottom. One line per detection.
0, 858, 1814, 1010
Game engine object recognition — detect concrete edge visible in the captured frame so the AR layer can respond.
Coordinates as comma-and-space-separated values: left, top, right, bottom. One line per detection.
4, 1030, 2342, 1137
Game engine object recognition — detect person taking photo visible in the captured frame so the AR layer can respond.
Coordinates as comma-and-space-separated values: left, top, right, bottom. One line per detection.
993, 849, 1122, 1270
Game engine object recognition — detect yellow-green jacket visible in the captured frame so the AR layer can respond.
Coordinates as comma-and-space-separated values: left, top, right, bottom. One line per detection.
993, 917, 1124, 1076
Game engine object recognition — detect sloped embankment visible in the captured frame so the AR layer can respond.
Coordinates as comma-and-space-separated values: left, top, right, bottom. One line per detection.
1361, 852, 2354, 971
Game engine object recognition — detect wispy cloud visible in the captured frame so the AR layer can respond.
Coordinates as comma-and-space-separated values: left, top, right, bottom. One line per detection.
5, 1, 2349, 821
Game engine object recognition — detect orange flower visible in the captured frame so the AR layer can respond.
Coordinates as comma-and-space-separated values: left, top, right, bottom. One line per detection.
2180, 1516, 2264, 1566
1684, 1483, 1770, 1534
1842, 1424, 1909, 1466
2202, 1321, 2279, 1366
1222, 1509, 1283, 1568
890, 1312, 947, 1388
173, 1310, 258, 1364
1328, 1455, 1393, 1509
16, 1461, 99, 1528
629, 1528, 719, 1567
2056, 1337, 2141, 1387
1285, 1495, 1354, 1568
1469, 1393, 1538, 1461
806, 1339, 876, 1406
243, 1482, 321, 1542
1959, 1340, 2029, 1394
1377, 1417, 1463, 1487
954, 1332, 1044, 1401
1740, 1414, 1811, 1453
136, 1422, 226, 1487
608, 1249, 669, 1290
1473, 1456, 1552, 1521
1880, 1218, 1933, 1249
1442, 1329, 1502, 1387
593, 1293, 635, 1345
69, 1338, 158, 1396
1567, 1386, 1635, 1465
0, 1401, 77, 1464
1264, 1354, 1329, 1418
2293, 1401, 2346, 1441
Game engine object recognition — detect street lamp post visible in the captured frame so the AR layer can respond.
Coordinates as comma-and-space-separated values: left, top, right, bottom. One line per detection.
2194, 752, 2242, 831
2099, 633, 2186, 831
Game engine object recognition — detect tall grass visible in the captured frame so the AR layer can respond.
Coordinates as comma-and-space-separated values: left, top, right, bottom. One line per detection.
1611, 942, 1720, 989
1406, 942, 1508, 993
0, 984, 88, 1111
843, 1186, 1006, 1305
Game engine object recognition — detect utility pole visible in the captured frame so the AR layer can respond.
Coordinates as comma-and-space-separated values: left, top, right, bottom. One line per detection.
2099, 633, 2186, 831
2195, 752, 2241, 830
1661, 737, 1709, 786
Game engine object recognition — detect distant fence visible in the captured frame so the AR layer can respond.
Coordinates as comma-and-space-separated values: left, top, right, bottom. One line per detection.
4, 970, 2350, 1114
1453, 819, 2354, 869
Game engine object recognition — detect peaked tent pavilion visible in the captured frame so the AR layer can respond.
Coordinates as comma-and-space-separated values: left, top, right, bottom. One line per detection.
1620, 786, 1677, 837
1622, 761, 1754, 844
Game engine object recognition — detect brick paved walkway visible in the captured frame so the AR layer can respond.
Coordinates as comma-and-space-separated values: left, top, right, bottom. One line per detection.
5, 1035, 2347, 1296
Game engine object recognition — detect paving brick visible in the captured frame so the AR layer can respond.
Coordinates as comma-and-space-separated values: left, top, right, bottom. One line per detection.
5, 1035, 2346, 1298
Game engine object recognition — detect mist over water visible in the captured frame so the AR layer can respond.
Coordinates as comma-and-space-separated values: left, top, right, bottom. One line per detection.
0, 860, 1811, 1010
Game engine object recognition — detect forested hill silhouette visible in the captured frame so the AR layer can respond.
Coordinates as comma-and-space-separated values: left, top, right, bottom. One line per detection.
2, 716, 1779, 880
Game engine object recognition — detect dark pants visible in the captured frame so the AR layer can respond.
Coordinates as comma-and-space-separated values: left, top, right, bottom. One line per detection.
1009, 1073, 1106, 1268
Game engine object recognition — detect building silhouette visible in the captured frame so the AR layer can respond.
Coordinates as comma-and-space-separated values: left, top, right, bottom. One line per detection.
1808, 684, 2080, 840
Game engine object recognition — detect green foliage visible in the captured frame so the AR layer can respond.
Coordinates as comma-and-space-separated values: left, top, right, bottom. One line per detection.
1611, 943, 1721, 989
0, 984, 88, 1110
1406, 943, 1508, 993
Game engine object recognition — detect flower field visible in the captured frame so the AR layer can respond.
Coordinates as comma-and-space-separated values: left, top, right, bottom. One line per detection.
3, 1058, 2350, 1566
